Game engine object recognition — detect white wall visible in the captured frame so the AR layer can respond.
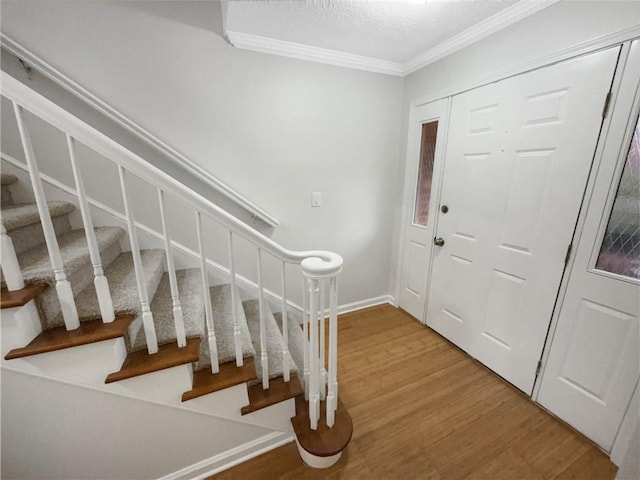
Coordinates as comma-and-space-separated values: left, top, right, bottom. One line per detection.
0, 0, 403, 308
391, 1, 640, 295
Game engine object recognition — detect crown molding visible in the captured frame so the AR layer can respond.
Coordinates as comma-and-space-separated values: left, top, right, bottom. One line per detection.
402, 0, 560, 75
224, 30, 404, 76
226, 0, 558, 77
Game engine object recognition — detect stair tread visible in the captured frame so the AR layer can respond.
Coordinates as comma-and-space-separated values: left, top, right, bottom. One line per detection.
1, 283, 48, 309
198, 284, 255, 369
241, 372, 304, 415
132, 268, 203, 351
291, 396, 353, 457
68, 249, 165, 323
182, 357, 257, 402
243, 299, 298, 384
16, 227, 125, 284
105, 337, 200, 383
0, 173, 18, 185
1, 201, 75, 232
4, 313, 135, 360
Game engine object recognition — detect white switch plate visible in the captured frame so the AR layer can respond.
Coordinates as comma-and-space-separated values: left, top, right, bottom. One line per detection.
312, 192, 321, 207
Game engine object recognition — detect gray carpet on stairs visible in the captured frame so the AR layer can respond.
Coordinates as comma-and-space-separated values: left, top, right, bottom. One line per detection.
2, 201, 75, 231
243, 299, 298, 385
197, 284, 255, 370
132, 268, 207, 351
1, 173, 17, 207
274, 310, 306, 380
55, 249, 166, 324
0, 173, 18, 185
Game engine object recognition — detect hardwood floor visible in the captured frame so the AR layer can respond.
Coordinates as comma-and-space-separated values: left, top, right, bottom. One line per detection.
212, 304, 618, 480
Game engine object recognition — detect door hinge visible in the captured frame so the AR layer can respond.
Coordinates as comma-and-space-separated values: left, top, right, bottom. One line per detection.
602, 92, 612, 118
536, 360, 543, 376
564, 243, 573, 266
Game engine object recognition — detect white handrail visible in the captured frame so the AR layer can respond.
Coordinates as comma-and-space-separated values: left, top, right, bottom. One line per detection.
118, 165, 158, 353
13, 103, 79, 330
67, 135, 115, 323
2, 72, 342, 278
158, 188, 186, 348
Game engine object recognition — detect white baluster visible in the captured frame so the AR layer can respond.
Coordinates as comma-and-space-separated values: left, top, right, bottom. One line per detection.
281, 262, 290, 382
118, 165, 157, 353
196, 211, 218, 373
326, 275, 339, 427
319, 277, 327, 399
13, 103, 79, 330
257, 248, 269, 389
67, 135, 115, 323
308, 277, 320, 430
158, 188, 186, 347
1, 224, 24, 291
228, 231, 243, 366
302, 276, 309, 399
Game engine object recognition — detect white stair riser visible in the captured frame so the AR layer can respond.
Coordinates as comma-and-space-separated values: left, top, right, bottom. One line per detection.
1, 301, 43, 352
9, 213, 72, 255
106, 364, 194, 405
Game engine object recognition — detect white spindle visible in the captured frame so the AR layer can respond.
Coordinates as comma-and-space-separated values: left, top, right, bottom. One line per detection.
308, 278, 320, 430
228, 231, 243, 366
13, 103, 79, 330
257, 248, 269, 389
302, 276, 310, 399
196, 211, 219, 373
320, 277, 327, 399
326, 276, 339, 427
281, 262, 290, 382
118, 165, 158, 353
1, 224, 24, 291
67, 135, 115, 323
158, 188, 186, 347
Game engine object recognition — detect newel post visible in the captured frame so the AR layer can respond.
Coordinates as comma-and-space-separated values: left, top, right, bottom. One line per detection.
301, 252, 343, 430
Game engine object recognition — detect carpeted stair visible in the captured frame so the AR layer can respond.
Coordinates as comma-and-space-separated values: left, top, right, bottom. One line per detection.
1, 170, 307, 413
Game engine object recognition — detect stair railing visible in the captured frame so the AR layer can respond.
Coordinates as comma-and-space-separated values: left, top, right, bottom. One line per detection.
2, 71, 343, 429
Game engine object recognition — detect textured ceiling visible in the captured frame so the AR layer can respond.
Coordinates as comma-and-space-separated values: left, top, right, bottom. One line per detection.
225, 0, 520, 63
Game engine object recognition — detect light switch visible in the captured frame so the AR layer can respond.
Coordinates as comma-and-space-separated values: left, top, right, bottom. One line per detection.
312, 192, 322, 207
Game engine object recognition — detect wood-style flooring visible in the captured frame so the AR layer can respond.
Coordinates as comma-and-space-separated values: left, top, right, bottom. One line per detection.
212, 304, 618, 480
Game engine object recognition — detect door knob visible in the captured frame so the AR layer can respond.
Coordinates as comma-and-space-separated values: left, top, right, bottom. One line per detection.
441, 205, 449, 214
434, 237, 445, 247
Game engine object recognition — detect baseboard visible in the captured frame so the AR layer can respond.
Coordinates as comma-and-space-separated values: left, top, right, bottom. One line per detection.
159, 431, 294, 480
338, 295, 396, 315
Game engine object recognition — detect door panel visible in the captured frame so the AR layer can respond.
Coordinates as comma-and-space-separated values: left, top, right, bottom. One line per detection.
398, 100, 448, 321
427, 47, 620, 393
538, 41, 640, 450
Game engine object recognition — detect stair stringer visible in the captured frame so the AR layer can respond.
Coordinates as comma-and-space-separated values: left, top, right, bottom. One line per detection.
1, 303, 296, 480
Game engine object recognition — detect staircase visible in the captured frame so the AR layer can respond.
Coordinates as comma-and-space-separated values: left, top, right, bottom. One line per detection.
0, 70, 352, 478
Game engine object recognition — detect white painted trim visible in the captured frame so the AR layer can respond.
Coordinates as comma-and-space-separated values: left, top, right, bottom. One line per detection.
611, 380, 639, 466
412, 24, 640, 107
159, 431, 294, 480
225, 30, 403, 76
402, 0, 560, 75
337, 295, 395, 315
0, 34, 279, 227
225, 1, 557, 77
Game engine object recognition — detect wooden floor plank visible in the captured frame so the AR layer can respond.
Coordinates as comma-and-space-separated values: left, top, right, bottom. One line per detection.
211, 304, 618, 479
182, 357, 257, 401
241, 373, 304, 415
105, 337, 200, 383
4, 314, 134, 359
1, 283, 47, 309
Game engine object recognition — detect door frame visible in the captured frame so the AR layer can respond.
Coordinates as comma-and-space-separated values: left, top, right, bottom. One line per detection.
532, 40, 640, 461
395, 98, 451, 322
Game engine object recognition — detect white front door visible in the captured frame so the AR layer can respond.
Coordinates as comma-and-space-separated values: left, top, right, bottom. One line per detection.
398, 99, 448, 321
537, 41, 640, 451
426, 47, 620, 393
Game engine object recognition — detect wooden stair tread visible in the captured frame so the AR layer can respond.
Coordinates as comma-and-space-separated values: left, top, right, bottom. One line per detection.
105, 337, 200, 383
241, 373, 304, 415
182, 357, 257, 402
4, 314, 135, 360
1, 283, 47, 309
291, 396, 353, 457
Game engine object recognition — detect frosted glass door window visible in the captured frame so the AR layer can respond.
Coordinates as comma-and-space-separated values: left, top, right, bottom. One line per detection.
595, 115, 640, 279
413, 121, 439, 226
